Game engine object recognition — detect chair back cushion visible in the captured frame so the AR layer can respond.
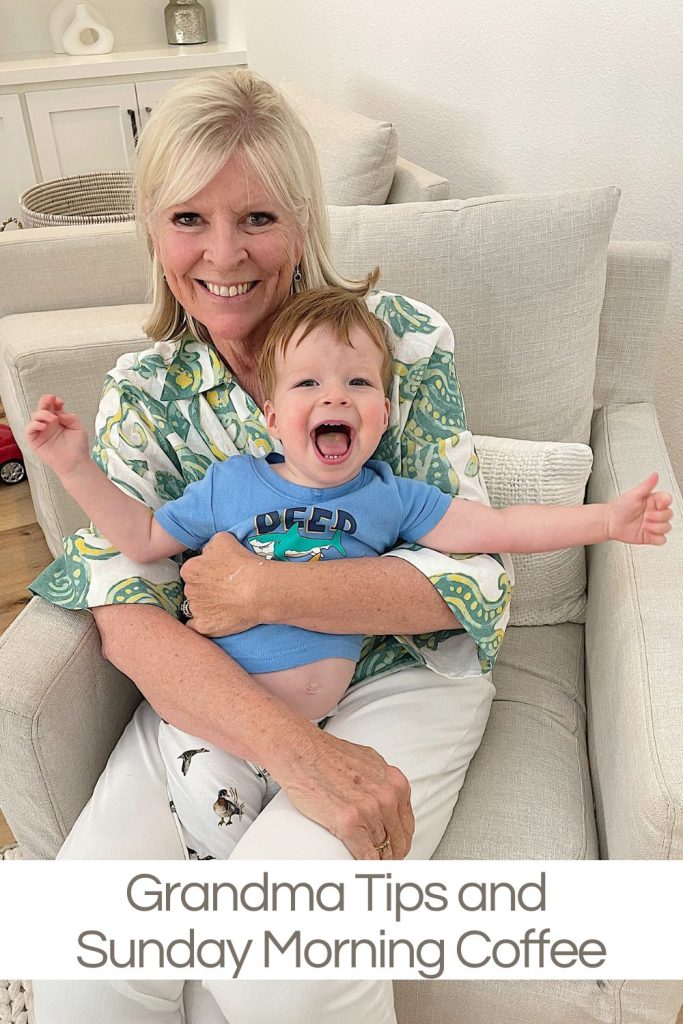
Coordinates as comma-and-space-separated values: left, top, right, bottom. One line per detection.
329, 186, 620, 444
279, 80, 398, 205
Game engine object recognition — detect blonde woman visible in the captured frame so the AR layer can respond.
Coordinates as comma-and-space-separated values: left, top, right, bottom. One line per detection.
32, 70, 512, 1024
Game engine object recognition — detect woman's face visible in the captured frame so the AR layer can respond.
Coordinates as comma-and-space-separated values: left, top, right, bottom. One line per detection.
152, 153, 305, 354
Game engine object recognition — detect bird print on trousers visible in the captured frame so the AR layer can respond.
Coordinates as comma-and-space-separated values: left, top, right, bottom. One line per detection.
213, 787, 245, 826
178, 748, 209, 776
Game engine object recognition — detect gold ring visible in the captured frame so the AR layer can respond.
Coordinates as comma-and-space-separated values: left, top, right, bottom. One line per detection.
374, 837, 391, 854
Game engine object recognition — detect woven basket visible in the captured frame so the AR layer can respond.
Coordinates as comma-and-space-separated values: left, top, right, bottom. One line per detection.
18, 171, 134, 228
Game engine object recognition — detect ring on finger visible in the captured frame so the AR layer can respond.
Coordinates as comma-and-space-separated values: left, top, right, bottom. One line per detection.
374, 835, 391, 854
180, 598, 193, 620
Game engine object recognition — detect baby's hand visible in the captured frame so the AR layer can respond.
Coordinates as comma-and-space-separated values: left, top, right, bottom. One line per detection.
606, 472, 674, 546
26, 395, 90, 477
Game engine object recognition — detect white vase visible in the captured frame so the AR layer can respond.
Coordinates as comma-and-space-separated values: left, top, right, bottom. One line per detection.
62, 3, 114, 55
48, 0, 106, 54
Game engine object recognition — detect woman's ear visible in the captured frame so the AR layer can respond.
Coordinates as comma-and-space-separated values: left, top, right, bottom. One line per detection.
263, 399, 280, 439
294, 229, 305, 268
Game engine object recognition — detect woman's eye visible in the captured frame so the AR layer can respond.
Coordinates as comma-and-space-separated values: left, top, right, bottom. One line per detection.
247, 212, 274, 228
172, 212, 200, 227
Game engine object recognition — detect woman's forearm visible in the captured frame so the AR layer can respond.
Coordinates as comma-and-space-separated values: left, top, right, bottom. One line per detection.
92, 602, 415, 858
261, 553, 458, 634
92, 603, 322, 770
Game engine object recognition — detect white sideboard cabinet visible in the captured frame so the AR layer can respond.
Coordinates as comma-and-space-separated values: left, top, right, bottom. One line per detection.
0, 94, 37, 221
26, 78, 184, 180
0, 45, 247, 221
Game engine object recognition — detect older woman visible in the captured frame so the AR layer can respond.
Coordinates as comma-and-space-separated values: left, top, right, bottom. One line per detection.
32, 70, 512, 1023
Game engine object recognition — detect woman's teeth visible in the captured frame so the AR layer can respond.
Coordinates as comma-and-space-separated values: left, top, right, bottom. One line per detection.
203, 281, 253, 297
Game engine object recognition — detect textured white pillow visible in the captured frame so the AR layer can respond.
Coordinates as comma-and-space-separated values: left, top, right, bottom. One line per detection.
473, 435, 594, 626
278, 80, 398, 205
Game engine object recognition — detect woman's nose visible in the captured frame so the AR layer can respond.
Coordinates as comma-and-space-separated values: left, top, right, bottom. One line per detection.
203, 224, 247, 268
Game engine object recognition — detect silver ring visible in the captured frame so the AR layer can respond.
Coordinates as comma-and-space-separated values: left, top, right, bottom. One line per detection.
180, 598, 193, 620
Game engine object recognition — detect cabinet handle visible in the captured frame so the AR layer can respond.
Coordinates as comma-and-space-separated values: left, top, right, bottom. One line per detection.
145, 106, 152, 115
127, 108, 139, 146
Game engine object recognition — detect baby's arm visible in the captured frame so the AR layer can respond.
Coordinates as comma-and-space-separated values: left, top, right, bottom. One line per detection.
418, 473, 673, 554
26, 394, 186, 562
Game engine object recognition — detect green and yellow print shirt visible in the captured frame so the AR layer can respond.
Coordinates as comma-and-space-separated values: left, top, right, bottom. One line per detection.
30, 291, 513, 680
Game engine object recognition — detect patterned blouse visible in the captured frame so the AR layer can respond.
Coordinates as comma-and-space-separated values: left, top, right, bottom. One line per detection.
30, 291, 513, 683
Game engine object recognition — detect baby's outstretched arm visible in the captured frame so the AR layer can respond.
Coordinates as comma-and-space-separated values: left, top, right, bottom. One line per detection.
418, 472, 673, 555
26, 394, 186, 562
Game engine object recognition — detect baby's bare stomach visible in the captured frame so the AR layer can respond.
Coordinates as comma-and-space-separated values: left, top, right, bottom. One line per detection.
251, 658, 357, 720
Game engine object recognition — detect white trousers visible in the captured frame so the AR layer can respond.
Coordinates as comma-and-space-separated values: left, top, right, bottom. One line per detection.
34, 665, 494, 1024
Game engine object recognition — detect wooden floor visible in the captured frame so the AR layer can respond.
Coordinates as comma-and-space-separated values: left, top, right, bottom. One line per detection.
0, 402, 53, 846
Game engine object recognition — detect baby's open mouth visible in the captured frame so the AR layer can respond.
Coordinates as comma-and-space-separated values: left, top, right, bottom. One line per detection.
313, 423, 353, 461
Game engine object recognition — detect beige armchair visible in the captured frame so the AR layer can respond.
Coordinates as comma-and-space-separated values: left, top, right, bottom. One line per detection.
0, 187, 681, 1023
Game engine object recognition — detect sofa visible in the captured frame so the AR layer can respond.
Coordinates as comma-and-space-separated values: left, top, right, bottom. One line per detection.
0, 185, 681, 1023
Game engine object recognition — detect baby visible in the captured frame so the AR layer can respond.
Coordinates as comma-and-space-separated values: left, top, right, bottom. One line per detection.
27, 286, 673, 859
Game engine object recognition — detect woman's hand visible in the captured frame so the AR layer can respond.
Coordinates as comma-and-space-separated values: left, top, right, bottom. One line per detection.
180, 532, 270, 636
271, 728, 415, 860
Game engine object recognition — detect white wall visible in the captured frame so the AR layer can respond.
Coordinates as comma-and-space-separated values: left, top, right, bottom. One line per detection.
245, 0, 683, 484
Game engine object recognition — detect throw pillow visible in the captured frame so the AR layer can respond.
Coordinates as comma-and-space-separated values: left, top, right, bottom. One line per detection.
473, 434, 594, 625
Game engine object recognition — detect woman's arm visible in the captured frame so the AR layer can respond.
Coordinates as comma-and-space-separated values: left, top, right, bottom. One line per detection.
92, 603, 414, 859
180, 530, 455, 637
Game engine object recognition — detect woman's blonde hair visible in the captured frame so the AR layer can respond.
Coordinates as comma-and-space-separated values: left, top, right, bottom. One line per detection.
134, 69, 375, 344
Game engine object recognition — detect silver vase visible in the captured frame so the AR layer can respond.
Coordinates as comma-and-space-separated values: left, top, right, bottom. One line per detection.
164, 0, 207, 45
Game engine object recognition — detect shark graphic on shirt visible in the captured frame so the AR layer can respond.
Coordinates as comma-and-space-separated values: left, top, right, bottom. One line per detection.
246, 523, 347, 562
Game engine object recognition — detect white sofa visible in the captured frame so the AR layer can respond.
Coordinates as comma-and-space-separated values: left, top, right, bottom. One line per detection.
0, 186, 681, 1023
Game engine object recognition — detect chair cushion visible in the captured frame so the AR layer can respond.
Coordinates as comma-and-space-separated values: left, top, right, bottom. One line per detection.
279, 80, 398, 205
436, 622, 598, 859
474, 435, 593, 625
328, 186, 620, 444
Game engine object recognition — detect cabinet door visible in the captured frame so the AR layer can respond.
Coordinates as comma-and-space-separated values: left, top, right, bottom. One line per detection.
0, 95, 37, 219
135, 78, 186, 131
26, 83, 139, 180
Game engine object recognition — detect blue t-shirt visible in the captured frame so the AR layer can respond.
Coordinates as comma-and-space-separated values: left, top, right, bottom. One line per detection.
155, 454, 451, 672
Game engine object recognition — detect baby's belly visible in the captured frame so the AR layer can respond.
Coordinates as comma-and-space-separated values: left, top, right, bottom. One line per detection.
251, 658, 356, 720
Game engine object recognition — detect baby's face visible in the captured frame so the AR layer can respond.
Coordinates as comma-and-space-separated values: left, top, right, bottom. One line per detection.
263, 323, 391, 488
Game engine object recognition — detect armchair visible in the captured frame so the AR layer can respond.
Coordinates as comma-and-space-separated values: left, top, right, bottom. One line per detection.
0, 188, 681, 1024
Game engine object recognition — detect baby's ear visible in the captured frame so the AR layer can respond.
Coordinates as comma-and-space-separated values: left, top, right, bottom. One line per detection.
383, 396, 390, 429
263, 399, 279, 438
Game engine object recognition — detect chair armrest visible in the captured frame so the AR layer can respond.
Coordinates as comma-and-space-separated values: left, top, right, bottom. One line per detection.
586, 402, 683, 858
0, 597, 141, 858
0, 222, 146, 318
386, 156, 449, 203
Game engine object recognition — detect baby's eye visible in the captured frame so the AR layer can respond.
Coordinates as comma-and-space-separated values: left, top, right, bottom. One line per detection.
294, 379, 318, 388
247, 212, 275, 228
172, 212, 201, 227
350, 377, 372, 387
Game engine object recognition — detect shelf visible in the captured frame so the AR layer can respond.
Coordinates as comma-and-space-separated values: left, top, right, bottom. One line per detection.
0, 43, 247, 87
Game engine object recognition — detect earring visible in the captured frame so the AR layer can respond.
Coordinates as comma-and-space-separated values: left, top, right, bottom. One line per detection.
292, 263, 303, 290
